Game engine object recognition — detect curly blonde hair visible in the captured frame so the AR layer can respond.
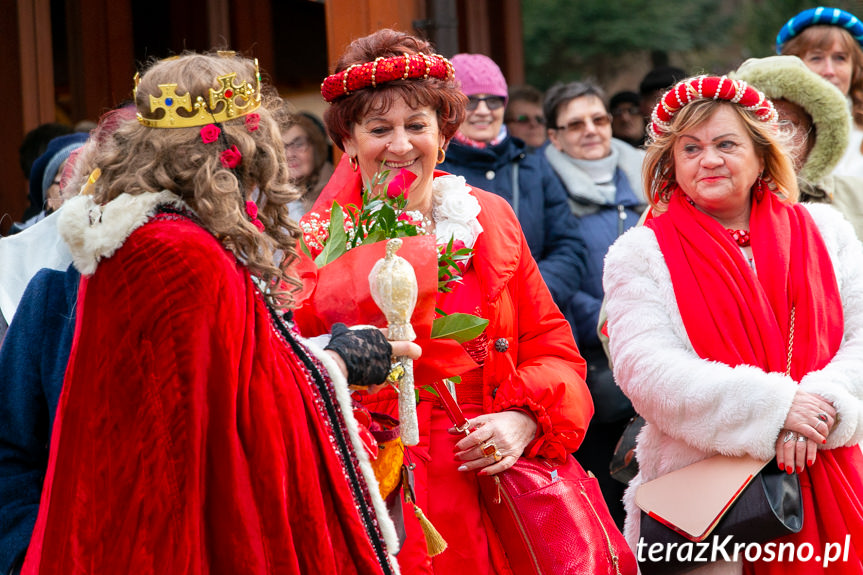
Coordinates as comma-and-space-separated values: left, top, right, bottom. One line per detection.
85, 52, 301, 309
644, 99, 798, 213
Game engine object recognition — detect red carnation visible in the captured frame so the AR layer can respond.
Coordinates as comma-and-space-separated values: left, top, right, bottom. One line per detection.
201, 124, 221, 144
245, 113, 260, 132
386, 169, 417, 199
220, 145, 242, 169
397, 212, 421, 225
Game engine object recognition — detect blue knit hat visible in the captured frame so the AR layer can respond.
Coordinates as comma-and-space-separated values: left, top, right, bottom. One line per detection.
28, 132, 89, 210
776, 7, 863, 54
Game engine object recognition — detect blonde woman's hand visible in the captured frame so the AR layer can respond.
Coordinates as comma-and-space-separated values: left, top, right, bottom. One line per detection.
451, 410, 537, 476
781, 389, 836, 444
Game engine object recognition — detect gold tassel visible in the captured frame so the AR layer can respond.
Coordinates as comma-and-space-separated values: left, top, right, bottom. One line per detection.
412, 503, 447, 556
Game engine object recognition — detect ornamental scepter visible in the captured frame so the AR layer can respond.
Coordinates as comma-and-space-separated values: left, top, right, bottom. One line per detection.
369, 238, 419, 446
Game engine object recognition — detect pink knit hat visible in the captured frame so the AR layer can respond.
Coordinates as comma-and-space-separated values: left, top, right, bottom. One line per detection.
452, 53, 509, 101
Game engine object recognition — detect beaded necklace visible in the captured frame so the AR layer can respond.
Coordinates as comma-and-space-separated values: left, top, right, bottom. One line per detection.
727, 228, 751, 247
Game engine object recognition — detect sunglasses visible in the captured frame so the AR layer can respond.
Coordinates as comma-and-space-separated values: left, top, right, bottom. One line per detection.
507, 114, 545, 125
466, 95, 506, 111
555, 114, 612, 133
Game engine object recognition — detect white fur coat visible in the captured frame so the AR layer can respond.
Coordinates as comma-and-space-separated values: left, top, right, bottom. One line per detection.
602, 203, 863, 574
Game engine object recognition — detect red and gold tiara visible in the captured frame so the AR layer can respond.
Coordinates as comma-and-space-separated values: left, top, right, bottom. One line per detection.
649, 75, 777, 140
321, 53, 454, 103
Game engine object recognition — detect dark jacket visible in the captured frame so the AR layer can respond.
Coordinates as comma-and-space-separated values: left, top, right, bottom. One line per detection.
440, 136, 587, 309
0, 265, 79, 574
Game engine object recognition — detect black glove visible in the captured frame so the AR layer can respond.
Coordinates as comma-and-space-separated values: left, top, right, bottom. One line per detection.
324, 323, 392, 387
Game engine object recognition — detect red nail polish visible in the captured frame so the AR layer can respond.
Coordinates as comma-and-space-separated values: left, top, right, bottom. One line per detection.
823, 440, 827, 444
786, 466, 793, 475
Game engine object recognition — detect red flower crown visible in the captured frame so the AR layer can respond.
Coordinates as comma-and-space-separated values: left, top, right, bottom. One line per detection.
649, 75, 777, 141
321, 53, 455, 103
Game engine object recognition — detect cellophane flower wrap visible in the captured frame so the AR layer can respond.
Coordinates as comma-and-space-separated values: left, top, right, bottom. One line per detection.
292, 158, 487, 387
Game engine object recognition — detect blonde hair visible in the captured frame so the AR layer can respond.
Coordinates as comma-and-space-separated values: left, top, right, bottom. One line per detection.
644, 99, 798, 213
782, 25, 863, 128
87, 52, 301, 308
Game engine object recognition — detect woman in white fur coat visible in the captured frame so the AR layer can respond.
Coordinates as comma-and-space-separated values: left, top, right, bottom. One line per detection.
603, 75, 863, 575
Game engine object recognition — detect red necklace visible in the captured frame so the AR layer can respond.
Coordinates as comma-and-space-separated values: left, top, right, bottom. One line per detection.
727, 228, 751, 247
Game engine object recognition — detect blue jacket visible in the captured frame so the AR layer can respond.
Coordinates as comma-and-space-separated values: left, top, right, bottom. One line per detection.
0, 265, 78, 574
440, 136, 587, 308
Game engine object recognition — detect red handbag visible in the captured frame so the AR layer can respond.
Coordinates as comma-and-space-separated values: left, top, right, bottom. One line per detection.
432, 382, 637, 575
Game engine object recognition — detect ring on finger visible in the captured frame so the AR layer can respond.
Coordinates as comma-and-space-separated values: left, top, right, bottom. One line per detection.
783, 430, 795, 443
480, 440, 498, 458
492, 449, 503, 462
817, 412, 829, 423
796, 434, 807, 442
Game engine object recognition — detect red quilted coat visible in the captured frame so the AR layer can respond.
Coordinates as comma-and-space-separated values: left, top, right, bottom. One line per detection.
294, 159, 594, 574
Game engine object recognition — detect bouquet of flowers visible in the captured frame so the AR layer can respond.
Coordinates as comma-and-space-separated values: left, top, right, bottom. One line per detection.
293, 167, 488, 387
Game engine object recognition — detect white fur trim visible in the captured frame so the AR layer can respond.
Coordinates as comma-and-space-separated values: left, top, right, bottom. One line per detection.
58, 191, 188, 276
301, 336, 401, 572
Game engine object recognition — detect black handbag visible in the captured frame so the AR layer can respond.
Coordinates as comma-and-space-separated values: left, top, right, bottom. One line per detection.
638, 308, 803, 574
638, 460, 803, 575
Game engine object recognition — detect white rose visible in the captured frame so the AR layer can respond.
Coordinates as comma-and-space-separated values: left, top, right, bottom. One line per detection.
434, 190, 480, 224
436, 219, 483, 249
432, 174, 469, 195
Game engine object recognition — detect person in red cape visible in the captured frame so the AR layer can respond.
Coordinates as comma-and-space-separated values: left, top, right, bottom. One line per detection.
293, 29, 594, 574
603, 74, 863, 574
19, 51, 420, 575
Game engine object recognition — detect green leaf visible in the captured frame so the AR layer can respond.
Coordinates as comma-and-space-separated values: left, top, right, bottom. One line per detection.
421, 385, 439, 397
315, 203, 348, 266
431, 313, 489, 343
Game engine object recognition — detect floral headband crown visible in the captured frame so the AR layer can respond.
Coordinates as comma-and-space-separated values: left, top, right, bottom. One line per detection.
648, 75, 777, 141
133, 54, 262, 129
321, 52, 455, 103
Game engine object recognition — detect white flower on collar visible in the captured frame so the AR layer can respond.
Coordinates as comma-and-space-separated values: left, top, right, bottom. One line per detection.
431, 175, 483, 249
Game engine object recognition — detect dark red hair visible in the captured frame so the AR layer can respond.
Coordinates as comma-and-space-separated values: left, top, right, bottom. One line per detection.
323, 29, 467, 151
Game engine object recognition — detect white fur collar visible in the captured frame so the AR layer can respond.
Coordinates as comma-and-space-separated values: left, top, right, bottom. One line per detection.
58, 191, 189, 276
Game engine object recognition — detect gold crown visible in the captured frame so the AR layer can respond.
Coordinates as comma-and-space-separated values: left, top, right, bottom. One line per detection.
134, 58, 262, 129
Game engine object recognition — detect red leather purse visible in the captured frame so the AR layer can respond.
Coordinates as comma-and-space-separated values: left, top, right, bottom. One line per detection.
432, 382, 637, 575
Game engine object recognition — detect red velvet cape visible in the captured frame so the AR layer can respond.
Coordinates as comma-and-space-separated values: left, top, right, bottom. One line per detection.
648, 189, 863, 574
22, 213, 394, 574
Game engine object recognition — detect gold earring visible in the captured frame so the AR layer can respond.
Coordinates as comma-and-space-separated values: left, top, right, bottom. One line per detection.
349, 155, 359, 172
437, 147, 446, 164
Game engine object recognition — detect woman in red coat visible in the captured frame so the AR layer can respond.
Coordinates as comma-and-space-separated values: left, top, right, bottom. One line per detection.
294, 29, 594, 574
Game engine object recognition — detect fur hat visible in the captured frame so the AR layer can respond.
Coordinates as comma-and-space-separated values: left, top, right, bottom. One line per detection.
452, 53, 508, 100
731, 55, 849, 182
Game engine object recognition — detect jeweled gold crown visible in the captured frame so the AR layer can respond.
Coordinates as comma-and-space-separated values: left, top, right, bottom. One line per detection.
134, 58, 262, 129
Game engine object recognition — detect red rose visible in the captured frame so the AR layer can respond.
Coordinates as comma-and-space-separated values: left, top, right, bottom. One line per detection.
220, 145, 242, 169
244, 113, 260, 132
201, 124, 221, 144
386, 169, 417, 199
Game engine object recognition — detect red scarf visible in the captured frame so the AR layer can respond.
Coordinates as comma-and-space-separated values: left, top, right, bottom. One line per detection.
648, 185, 863, 574
646, 184, 842, 379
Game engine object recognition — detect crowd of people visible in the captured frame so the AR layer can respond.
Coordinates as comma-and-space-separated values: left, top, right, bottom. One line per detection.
2, 5, 863, 575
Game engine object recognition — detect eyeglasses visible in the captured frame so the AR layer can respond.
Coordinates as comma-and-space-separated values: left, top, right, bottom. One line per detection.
555, 114, 612, 133
611, 106, 640, 118
284, 137, 310, 153
466, 95, 506, 111
507, 114, 545, 125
